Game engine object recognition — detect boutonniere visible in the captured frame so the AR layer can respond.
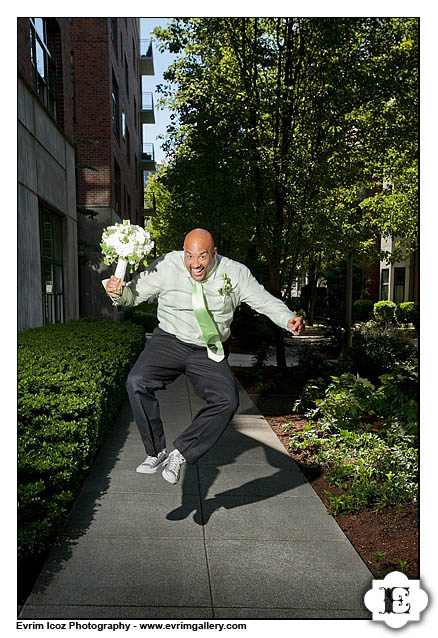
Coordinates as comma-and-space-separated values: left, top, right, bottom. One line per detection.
218, 273, 232, 296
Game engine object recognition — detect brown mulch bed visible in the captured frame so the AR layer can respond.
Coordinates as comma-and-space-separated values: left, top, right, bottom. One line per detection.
233, 367, 419, 580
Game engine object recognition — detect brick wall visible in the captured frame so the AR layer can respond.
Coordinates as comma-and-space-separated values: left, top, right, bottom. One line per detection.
70, 18, 142, 221
17, 18, 34, 88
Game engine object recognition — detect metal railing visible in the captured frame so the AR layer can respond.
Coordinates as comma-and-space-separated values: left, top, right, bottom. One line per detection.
140, 39, 153, 57
141, 143, 155, 162
141, 92, 154, 111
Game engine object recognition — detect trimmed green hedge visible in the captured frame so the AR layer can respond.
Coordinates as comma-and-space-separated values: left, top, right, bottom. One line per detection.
123, 301, 158, 332
395, 301, 419, 329
18, 319, 145, 563
374, 300, 397, 326
353, 299, 374, 321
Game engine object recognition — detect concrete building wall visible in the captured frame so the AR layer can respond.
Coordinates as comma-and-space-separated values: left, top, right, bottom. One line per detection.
17, 18, 75, 141
18, 77, 79, 331
17, 188, 43, 330
17, 18, 151, 326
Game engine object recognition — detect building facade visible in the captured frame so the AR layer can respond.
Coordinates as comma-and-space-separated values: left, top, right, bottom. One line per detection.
379, 237, 419, 304
17, 18, 156, 329
18, 18, 79, 332
70, 17, 155, 318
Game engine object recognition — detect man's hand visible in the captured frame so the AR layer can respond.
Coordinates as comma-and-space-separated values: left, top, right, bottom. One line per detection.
287, 315, 305, 335
105, 275, 126, 299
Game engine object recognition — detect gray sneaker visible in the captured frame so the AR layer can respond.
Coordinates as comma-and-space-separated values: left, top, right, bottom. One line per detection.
162, 449, 186, 484
136, 449, 168, 474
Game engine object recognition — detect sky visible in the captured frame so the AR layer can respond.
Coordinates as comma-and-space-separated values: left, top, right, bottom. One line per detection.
140, 18, 178, 164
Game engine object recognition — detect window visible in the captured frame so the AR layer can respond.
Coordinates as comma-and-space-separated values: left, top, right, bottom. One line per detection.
380, 268, 389, 300
121, 111, 126, 138
29, 18, 58, 119
39, 205, 64, 325
394, 267, 406, 304
112, 71, 119, 137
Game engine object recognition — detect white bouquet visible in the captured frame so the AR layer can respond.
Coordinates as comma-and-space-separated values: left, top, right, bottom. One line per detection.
100, 220, 154, 288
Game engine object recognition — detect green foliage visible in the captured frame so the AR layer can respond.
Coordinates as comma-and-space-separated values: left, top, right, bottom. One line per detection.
288, 368, 418, 514
378, 358, 418, 439
290, 422, 417, 513
353, 299, 374, 322
231, 304, 275, 348
18, 319, 145, 562
308, 373, 379, 430
395, 301, 419, 329
124, 302, 159, 332
152, 16, 418, 298
346, 321, 416, 384
293, 378, 327, 414
374, 300, 397, 327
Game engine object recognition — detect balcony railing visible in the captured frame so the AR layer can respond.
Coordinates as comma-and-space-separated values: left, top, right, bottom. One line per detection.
139, 39, 154, 75
140, 39, 153, 58
142, 92, 154, 110
141, 143, 155, 162
140, 92, 155, 123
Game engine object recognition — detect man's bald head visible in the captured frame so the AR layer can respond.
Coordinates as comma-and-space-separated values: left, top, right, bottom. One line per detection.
183, 228, 217, 281
184, 228, 215, 252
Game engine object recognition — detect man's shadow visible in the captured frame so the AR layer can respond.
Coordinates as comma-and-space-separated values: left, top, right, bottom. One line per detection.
165, 420, 310, 526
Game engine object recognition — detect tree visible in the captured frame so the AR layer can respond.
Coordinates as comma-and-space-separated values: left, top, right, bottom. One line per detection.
152, 18, 418, 364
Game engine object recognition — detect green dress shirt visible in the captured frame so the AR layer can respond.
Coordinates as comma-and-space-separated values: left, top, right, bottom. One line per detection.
103, 251, 296, 347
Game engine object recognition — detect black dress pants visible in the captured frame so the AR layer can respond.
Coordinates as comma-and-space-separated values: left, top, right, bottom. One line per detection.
125, 327, 239, 464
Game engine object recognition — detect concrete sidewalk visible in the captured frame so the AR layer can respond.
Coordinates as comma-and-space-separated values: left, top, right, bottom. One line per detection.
19, 376, 372, 620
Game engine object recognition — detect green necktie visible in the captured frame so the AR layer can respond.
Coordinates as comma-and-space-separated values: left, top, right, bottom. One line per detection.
192, 281, 225, 362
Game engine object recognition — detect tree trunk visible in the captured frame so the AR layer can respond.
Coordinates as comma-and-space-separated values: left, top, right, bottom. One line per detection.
306, 263, 318, 326
274, 325, 287, 369
340, 254, 353, 358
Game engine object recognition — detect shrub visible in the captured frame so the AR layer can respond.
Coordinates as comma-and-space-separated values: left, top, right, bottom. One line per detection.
124, 301, 158, 332
287, 370, 418, 514
293, 377, 327, 415
353, 299, 374, 322
289, 424, 417, 513
377, 358, 419, 440
231, 304, 275, 347
348, 322, 416, 383
307, 372, 379, 430
18, 319, 145, 563
373, 300, 397, 327
395, 302, 419, 329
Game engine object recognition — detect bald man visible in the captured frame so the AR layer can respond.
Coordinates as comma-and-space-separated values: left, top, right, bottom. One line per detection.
104, 229, 304, 484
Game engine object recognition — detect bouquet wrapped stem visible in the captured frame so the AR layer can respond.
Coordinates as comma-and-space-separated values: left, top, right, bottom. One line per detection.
114, 258, 128, 294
